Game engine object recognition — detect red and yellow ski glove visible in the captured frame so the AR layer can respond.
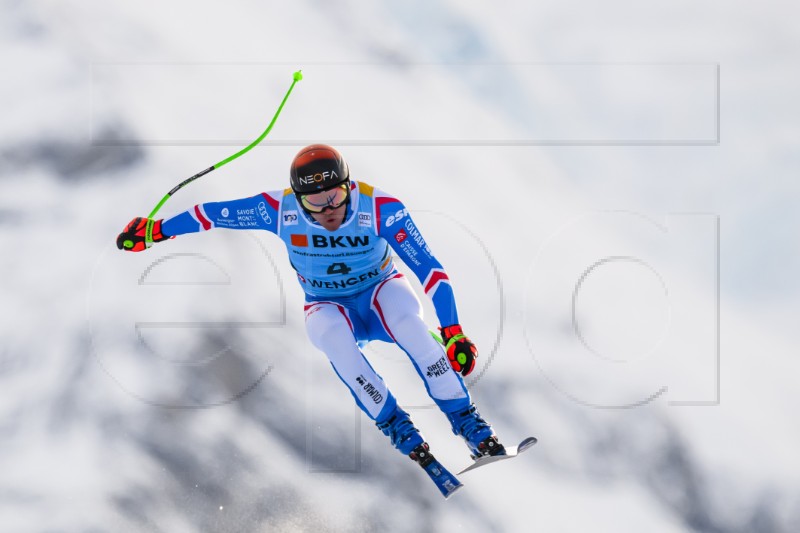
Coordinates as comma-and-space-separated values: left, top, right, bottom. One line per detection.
116, 217, 171, 252
439, 324, 478, 377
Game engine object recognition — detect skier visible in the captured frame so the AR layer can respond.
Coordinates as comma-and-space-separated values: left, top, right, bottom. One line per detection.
117, 144, 506, 474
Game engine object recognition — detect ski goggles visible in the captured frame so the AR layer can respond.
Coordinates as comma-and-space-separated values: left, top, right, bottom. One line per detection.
298, 182, 350, 213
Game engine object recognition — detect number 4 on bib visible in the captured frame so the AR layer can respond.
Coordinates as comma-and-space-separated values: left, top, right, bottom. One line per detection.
327, 262, 352, 275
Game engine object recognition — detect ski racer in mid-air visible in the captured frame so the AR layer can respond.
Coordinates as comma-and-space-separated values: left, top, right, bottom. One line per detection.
117, 144, 506, 490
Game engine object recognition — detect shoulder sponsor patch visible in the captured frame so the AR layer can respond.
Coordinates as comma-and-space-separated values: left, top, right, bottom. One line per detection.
358, 212, 372, 228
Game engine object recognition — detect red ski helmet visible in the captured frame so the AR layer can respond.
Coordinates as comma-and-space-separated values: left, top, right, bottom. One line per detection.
289, 144, 350, 194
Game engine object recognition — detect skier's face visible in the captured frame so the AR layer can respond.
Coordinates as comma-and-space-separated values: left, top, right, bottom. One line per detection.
310, 202, 347, 231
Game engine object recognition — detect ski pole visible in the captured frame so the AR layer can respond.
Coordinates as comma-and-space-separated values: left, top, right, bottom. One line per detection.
122, 70, 303, 249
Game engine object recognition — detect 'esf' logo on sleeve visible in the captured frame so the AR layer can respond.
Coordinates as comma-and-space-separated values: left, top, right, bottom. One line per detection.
385, 208, 408, 227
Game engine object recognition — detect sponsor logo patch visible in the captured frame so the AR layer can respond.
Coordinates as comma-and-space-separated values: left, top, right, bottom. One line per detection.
358, 212, 372, 228
221, 207, 229, 218
283, 209, 298, 226
355, 374, 383, 404
385, 208, 408, 227
257, 202, 272, 224
395, 228, 408, 243
426, 356, 451, 378
311, 235, 370, 248
298, 170, 339, 186
399, 240, 421, 266
226, 207, 259, 227
291, 234, 309, 247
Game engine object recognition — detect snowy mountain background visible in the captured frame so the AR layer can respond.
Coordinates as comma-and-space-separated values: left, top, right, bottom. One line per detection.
2, 1, 799, 532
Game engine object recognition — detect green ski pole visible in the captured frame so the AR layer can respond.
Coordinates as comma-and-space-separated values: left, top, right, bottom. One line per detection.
122, 70, 303, 249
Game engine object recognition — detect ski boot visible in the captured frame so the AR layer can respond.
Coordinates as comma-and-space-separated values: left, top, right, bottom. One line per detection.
376, 405, 424, 455
378, 407, 463, 498
446, 403, 506, 459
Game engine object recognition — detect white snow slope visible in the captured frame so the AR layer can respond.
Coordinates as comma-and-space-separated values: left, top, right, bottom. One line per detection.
1, 1, 799, 532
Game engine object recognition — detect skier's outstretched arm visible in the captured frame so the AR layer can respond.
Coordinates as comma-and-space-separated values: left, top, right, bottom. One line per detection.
117, 191, 281, 251
374, 189, 479, 376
